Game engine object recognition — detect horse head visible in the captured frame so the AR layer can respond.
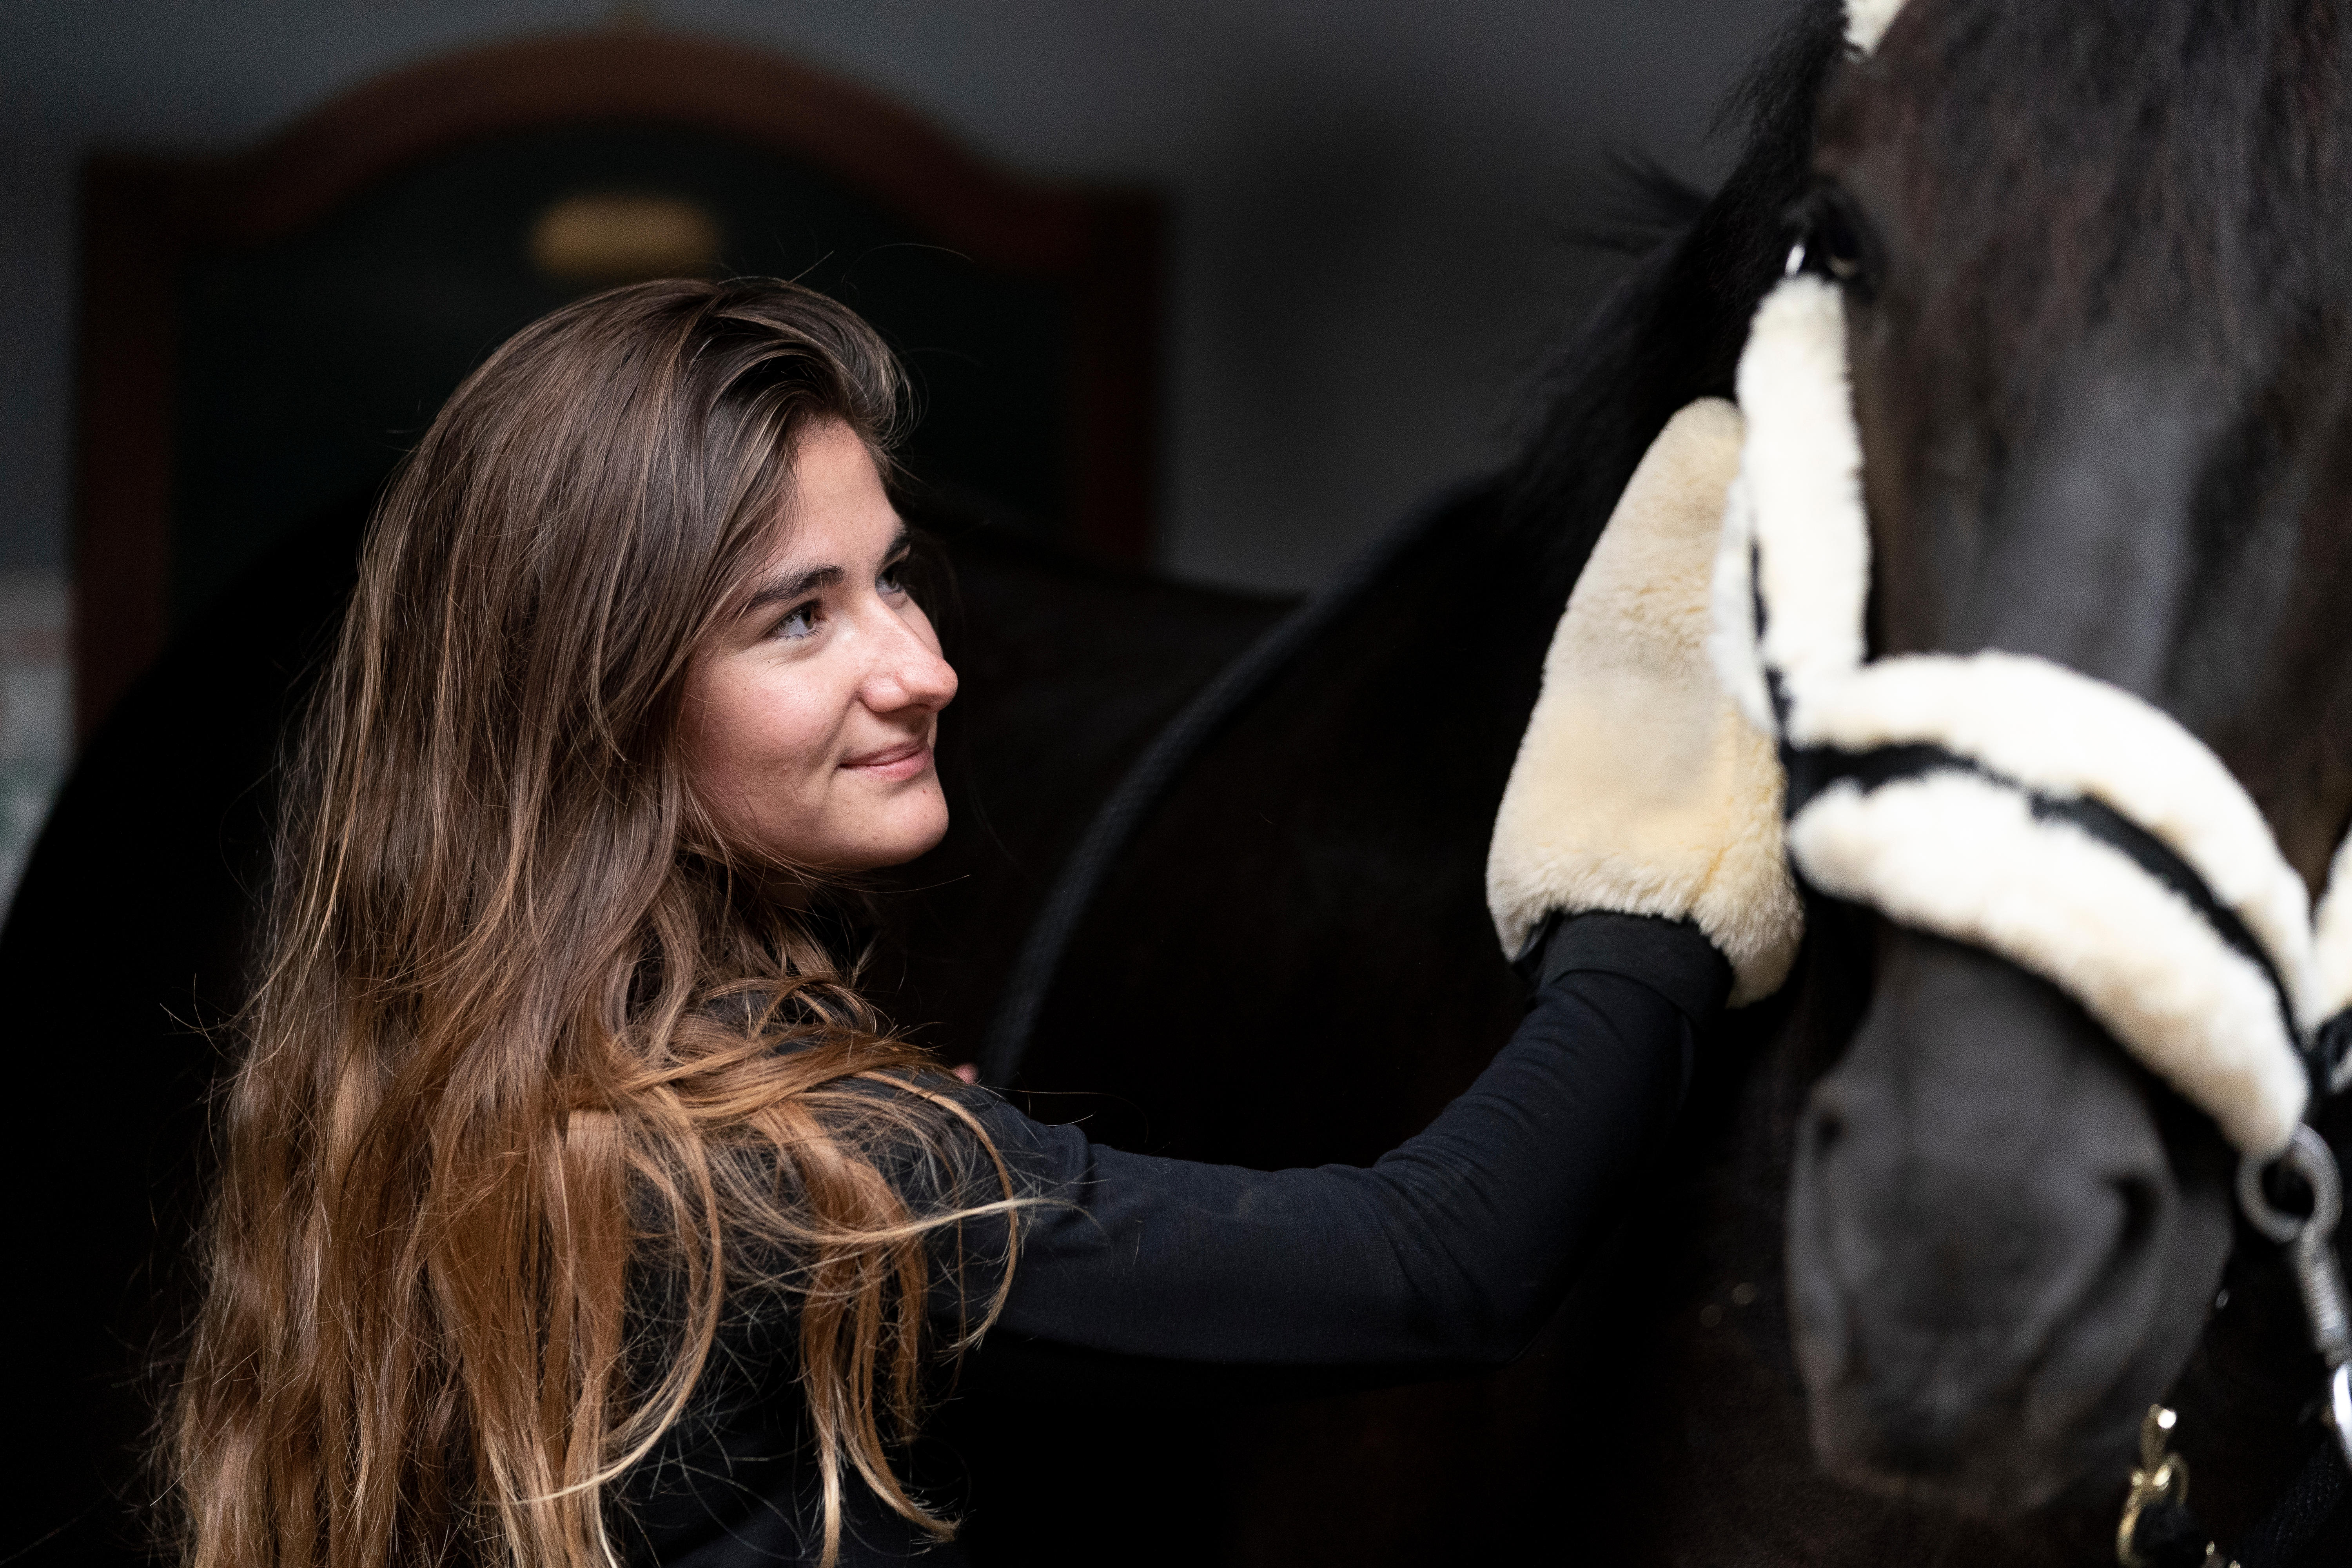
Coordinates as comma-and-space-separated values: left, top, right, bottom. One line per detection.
1775, 0, 2352, 1513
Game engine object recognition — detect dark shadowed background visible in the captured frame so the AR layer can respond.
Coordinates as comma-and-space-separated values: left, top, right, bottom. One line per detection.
0, 0, 1784, 909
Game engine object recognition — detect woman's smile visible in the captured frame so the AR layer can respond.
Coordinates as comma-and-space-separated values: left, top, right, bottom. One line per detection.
840, 736, 933, 780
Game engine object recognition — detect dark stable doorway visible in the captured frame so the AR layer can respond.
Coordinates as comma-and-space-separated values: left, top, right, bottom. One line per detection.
72, 29, 1161, 739
171, 121, 1076, 624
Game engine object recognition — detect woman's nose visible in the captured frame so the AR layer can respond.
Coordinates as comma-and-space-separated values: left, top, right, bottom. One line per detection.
862, 612, 958, 715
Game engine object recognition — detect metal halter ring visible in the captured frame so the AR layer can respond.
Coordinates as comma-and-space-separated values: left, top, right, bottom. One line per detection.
2237, 1124, 2342, 1245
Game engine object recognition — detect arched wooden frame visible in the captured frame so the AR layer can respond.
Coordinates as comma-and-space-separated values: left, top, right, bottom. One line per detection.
73, 29, 1161, 739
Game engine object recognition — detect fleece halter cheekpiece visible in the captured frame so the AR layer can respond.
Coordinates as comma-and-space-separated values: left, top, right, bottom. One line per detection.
1708, 270, 2352, 1160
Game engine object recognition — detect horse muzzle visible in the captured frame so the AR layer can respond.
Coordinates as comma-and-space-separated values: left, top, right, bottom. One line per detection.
1786, 925, 2238, 1513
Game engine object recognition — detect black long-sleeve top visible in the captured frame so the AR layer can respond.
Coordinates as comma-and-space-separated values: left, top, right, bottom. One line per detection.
621, 913, 1727, 1567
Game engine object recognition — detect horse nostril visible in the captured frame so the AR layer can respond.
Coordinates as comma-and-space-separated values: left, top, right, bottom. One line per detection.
2111, 1174, 2159, 1262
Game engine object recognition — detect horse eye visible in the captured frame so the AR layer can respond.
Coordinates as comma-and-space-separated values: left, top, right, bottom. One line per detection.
1785, 186, 1878, 301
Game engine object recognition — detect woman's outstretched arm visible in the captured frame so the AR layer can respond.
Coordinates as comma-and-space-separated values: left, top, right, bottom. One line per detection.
939, 399, 1795, 1379
948, 910, 1722, 1372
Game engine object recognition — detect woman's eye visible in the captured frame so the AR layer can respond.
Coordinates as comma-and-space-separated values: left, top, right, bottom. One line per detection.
877, 561, 908, 596
775, 601, 822, 641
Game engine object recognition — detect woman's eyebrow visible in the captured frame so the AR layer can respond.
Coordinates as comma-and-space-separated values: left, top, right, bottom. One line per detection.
744, 564, 842, 613
742, 526, 911, 614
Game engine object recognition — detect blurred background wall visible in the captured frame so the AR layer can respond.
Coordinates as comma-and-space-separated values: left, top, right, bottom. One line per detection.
0, 0, 1788, 909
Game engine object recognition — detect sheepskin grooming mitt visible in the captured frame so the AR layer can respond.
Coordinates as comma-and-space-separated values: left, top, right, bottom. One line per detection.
1486, 398, 1804, 1007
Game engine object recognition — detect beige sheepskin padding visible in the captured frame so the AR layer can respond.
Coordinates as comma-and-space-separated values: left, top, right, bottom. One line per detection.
1791, 770, 2309, 1158
1788, 650, 2318, 1022
1733, 276, 1872, 699
1487, 398, 1803, 1007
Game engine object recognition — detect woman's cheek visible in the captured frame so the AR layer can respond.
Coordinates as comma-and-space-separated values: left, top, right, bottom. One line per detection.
768, 679, 858, 825
693, 667, 807, 850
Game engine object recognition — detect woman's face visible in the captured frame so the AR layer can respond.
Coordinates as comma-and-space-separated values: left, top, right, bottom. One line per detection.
684, 419, 958, 871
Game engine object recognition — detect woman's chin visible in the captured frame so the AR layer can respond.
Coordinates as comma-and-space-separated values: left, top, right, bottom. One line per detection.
828, 800, 951, 871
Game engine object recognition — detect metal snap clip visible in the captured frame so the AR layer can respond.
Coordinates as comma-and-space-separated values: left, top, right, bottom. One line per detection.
2117, 1406, 2237, 1568
2237, 1124, 2352, 1472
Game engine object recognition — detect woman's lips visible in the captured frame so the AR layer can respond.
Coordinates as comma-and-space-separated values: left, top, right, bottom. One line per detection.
840, 739, 931, 782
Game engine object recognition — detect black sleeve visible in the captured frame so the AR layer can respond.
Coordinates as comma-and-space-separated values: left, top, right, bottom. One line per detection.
940, 912, 1725, 1372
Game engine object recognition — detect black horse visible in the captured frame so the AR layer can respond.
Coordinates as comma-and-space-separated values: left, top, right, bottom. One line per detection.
11, 2, 2351, 1564
930, 2, 2352, 1562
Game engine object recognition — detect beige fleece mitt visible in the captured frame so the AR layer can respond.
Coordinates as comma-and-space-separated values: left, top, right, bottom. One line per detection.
1486, 397, 1801, 1006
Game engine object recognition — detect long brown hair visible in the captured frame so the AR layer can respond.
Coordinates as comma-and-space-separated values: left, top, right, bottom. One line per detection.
168, 279, 1017, 1568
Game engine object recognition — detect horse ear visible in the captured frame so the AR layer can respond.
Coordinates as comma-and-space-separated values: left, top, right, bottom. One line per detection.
1845, 0, 1909, 56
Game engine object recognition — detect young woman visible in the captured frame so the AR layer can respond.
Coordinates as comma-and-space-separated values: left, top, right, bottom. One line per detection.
168, 278, 1794, 1568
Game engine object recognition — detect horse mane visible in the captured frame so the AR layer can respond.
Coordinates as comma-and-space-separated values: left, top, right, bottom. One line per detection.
1499, 0, 1847, 603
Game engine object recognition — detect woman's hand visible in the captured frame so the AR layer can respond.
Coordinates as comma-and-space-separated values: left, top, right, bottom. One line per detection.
1486, 399, 1802, 1006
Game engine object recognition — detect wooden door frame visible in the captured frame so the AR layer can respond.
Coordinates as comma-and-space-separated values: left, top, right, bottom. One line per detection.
73, 29, 1161, 739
